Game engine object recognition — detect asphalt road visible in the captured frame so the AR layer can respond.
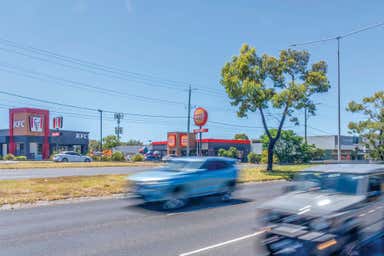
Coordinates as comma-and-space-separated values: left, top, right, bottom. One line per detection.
0, 181, 287, 256
0, 166, 154, 180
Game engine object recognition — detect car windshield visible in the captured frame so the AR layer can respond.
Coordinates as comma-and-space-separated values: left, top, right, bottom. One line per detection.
166, 160, 205, 171
294, 172, 364, 195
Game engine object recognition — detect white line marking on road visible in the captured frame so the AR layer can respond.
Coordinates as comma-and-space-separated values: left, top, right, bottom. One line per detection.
179, 230, 265, 256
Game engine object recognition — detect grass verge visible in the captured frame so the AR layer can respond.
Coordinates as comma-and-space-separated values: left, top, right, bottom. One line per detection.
238, 164, 311, 183
0, 175, 127, 206
0, 164, 311, 206
0, 161, 161, 170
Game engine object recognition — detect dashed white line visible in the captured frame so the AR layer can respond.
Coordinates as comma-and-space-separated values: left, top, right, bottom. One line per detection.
179, 230, 265, 256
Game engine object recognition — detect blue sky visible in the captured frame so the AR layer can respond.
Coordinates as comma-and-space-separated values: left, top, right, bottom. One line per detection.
0, 0, 383, 142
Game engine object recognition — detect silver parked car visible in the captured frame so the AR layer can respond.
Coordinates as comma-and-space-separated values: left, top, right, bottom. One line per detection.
53, 151, 92, 162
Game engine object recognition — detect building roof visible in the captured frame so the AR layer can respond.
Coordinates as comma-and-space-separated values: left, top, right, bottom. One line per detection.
303, 164, 384, 174
151, 138, 251, 146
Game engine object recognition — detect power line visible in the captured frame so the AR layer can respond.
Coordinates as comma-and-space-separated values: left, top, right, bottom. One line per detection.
0, 37, 226, 96
0, 62, 185, 106
0, 90, 186, 119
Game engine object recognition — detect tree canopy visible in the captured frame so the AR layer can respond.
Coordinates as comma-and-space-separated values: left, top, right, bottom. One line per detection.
261, 129, 324, 164
220, 44, 330, 170
234, 133, 249, 140
347, 91, 384, 160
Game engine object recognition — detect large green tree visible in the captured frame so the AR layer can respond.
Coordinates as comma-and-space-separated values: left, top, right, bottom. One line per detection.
103, 135, 121, 149
220, 44, 330, 170
347, 91, 384, 160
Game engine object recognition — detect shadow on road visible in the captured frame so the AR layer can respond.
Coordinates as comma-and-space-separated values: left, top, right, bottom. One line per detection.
125, 196, 253, 214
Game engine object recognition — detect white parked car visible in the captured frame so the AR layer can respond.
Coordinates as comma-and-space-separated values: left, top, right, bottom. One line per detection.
53, 151, 92, 162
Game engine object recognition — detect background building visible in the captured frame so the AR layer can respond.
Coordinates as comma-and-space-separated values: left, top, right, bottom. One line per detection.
307, 135, 365, 160
0, 108, 89, 160
151, 131, 251, 161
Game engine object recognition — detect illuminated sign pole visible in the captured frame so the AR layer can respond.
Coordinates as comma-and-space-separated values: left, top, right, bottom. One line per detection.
53, 116, 63, 152
193, 107, 208, 156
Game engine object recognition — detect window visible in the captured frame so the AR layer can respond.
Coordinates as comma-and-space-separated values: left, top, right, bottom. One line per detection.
368, 176, 382, 193
203, 161, 229, 171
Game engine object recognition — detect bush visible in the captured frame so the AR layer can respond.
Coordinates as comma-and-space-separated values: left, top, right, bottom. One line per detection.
260, 150, 278, 164
247, 152, 261, 163
4, 153, 15, 161
131, 154, 144, 162
217, 147, 239, 158
15, 156, 27, 161
101, 155, 112, 161
111, 151, 125, 161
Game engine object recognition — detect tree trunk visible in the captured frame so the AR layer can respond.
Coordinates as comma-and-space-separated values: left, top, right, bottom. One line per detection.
267, 139, 276, 171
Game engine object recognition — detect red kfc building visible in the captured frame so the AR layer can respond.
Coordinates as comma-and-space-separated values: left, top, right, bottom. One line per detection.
0, 108, 89, 160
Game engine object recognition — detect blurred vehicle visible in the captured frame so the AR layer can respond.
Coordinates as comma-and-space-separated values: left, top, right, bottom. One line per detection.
259, 164, 384, 256
127, 157, 239, 209
161, 154, 178, 162
341, 230, 383, 256
144, 151, 161, 161
53, 151, 92, 162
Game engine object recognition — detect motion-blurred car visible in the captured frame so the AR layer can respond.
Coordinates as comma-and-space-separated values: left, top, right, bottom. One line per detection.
259, 164, 384, 256
161, 154, 178, 162
341, 230, 383, 256
53, 151, 92, 162
127, 157, 239, 209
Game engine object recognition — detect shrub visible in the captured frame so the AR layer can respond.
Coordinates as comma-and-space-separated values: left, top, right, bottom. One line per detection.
260, 150, 278, 164
131, 154, 144, 162
91, 155, 102, 161
15, 156, 27, 161
4, 153, 15, 161
111, 151, 125, 161
247, 152, 261, 163
101, 155, 112, 161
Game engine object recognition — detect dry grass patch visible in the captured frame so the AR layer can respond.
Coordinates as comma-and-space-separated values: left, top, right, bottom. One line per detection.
239, 164, 312, 183
0, 175, 127, 205
0, 161, 161, 170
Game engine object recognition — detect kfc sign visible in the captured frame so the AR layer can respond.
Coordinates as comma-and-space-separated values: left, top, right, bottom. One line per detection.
13, 120, 25, 128
30, 115, 43, 132
76, 133, 88, 139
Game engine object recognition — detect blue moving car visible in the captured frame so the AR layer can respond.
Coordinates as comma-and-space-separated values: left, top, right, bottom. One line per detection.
127, 157, 239, 209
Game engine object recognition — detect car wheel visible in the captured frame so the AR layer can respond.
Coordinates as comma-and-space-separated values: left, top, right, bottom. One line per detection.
162, 188, 188, 210
62, 158, 68, 162
84, 158, 91, 162
220, 182, 235, 202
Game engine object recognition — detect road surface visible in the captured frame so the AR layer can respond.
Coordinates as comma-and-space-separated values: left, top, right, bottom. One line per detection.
0, 166, 154, 180
0, 181, 287, 256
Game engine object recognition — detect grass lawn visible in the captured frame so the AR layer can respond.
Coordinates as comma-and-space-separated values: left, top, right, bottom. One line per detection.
0, 161, 161, 170
0, 164, 312, 206
0, 175, 127, 205
238, 164, 312, 183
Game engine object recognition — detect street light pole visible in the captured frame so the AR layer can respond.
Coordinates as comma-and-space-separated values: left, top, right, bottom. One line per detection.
337, 37, 341, 161
186, 85, 192, 156
98, 109, 103, 152
290, 21, 384, 162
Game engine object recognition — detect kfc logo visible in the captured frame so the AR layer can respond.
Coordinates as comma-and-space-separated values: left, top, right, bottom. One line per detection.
13, 120, 25, 128
30, 116, 43, 132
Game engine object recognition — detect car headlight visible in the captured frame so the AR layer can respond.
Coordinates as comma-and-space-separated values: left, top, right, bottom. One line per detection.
310, 218, 331, 231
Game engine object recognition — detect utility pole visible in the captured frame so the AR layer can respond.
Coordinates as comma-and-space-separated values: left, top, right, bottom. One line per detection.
114, 113, 124, 142
336, 37, 341, 161
98, 109, 103, 152
186, 85, 192, 156
304, 106, 308, 144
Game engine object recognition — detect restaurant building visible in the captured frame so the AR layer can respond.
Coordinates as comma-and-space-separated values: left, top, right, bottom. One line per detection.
151, 132, 251, 161
0, 108, 89, 160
